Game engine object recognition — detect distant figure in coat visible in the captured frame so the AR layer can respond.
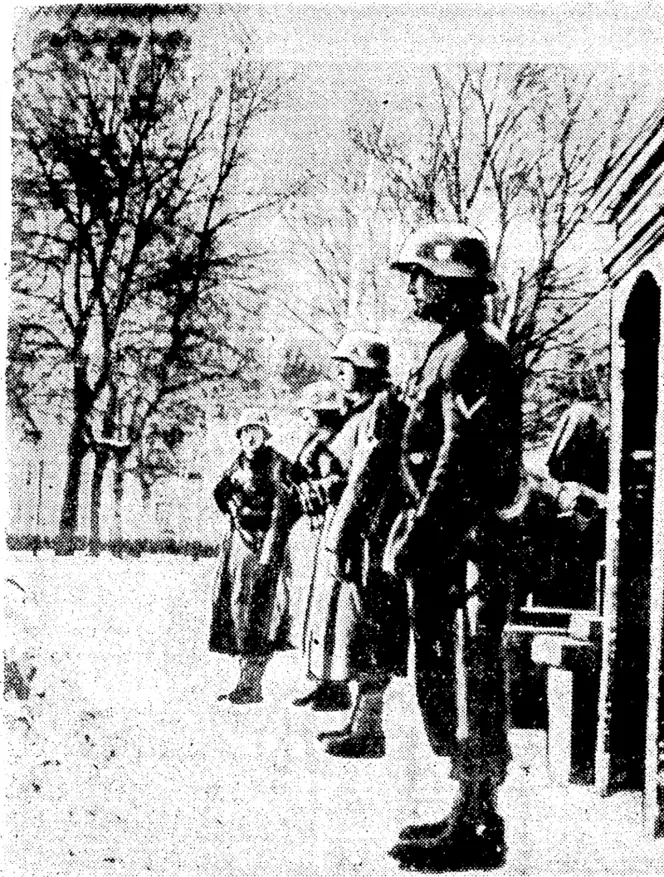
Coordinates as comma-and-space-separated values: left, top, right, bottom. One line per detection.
209, 408, 293, 704
305, 332, 409, 758
289, 379, 351, 711
544, 400, 608, 515
525, 401, 609, 609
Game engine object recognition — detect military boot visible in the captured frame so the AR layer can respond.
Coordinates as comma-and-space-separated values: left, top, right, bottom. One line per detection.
292, 684, 324, 707
325, 685, 386, 758
397, 796, 466, 842
317, 723, 352, 741
309, 681, 352, 712
389, 810, 506, 872
325, 731, 386, 758
219, 656, 268, 705
225, 685, 263, 704
317, 688, 363, 741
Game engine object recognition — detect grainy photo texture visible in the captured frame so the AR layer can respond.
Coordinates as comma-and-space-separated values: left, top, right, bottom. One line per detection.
4, 3, 664, 875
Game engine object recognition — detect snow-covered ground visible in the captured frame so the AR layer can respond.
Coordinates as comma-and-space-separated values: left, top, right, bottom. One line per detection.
3, 551, 662, 876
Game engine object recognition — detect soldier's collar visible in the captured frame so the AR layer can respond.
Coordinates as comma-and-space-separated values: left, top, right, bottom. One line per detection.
435, 325, 466, 343
345, 390, 374, 414
240, 443, 271, 464
427, 328, 468, 355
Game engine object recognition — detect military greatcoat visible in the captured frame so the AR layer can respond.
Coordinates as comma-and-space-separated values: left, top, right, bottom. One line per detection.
306, 386, 409, 682
391, 323, 522, 779
209, 444, 294, 657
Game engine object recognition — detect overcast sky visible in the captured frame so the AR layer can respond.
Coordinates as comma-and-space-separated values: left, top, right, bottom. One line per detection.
182, 3, 664, 180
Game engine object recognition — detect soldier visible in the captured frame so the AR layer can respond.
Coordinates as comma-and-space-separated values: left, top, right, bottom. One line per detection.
524, 401, 609, 609
305, 332, 409, 756
290, 379, 352, 711
544, 401, 608, 502
209, 408, 294, 704
385, 224, 522, 870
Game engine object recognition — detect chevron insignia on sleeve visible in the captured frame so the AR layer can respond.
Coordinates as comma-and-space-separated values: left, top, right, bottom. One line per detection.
455, 394, 487, 419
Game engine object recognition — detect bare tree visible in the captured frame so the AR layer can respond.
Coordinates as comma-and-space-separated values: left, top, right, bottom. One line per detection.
282, 180, 354, 337
12, 6, 292, 553
351, 63, 644, 437
6, 320, 59, 443
281, 162, 399, 340
506, 71, 633, 360
85, 271, 265, 556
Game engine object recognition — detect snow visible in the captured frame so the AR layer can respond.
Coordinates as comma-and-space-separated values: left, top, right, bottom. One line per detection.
3, 552, 662, 876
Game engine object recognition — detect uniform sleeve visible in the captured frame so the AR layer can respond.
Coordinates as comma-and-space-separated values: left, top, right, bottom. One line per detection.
547, 404, 607, 489
414, 390, 464, 523
326, 391, 397, 556
546, 406, 581, 484
259, 454, 293, 567
213, 468, 234, 513
313, 430, 353, 508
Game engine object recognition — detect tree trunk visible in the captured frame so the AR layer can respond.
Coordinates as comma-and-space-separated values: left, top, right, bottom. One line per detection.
111, 455, 126, 557
89, 450, 110, 557
55, 415, 88, 556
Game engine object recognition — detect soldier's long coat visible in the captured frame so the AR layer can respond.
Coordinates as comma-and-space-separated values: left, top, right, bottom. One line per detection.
306, 386, 409, 682
288, 425, 345, 651
393, 323, 522, 775
209, 445, 294, 657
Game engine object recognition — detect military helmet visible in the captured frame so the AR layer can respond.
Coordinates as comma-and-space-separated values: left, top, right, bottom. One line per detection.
331, 331, 390, 373
391, 223, 493, 280
236, 406, 271, 438
298, 379, 343, 412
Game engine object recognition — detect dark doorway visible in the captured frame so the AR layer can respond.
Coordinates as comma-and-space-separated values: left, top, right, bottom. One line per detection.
611, 270, 661, 789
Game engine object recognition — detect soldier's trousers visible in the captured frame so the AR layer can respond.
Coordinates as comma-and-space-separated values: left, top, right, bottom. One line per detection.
411, 551, 511, 785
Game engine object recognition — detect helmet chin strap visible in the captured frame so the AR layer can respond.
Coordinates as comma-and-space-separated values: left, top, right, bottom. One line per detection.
423, 294, 485, 336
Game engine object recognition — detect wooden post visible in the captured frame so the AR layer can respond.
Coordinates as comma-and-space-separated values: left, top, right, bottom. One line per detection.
533, 635, 600, 785
644, 269, 664, 836
595, 289, 624, 795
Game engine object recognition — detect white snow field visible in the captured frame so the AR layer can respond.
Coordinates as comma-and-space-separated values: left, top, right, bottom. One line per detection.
3, 551, 662, 876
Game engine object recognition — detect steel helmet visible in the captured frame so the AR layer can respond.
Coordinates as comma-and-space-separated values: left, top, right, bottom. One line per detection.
236, 407, 271, 438
331, 331, 390, 373
298, 379, 343, 412
391, 223, 493, 280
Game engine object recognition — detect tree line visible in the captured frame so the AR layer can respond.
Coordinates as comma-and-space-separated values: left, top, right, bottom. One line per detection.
9, 7, 656, 554
11, 5, 294, 554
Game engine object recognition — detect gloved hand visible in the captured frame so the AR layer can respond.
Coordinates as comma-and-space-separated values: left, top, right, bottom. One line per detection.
297, 481, 327, 518
557, 480, 604, 528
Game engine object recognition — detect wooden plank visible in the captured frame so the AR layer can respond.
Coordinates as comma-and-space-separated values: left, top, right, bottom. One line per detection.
590, 114, 664, 221
607, 214, 664, 285
618, 172, 664, 236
